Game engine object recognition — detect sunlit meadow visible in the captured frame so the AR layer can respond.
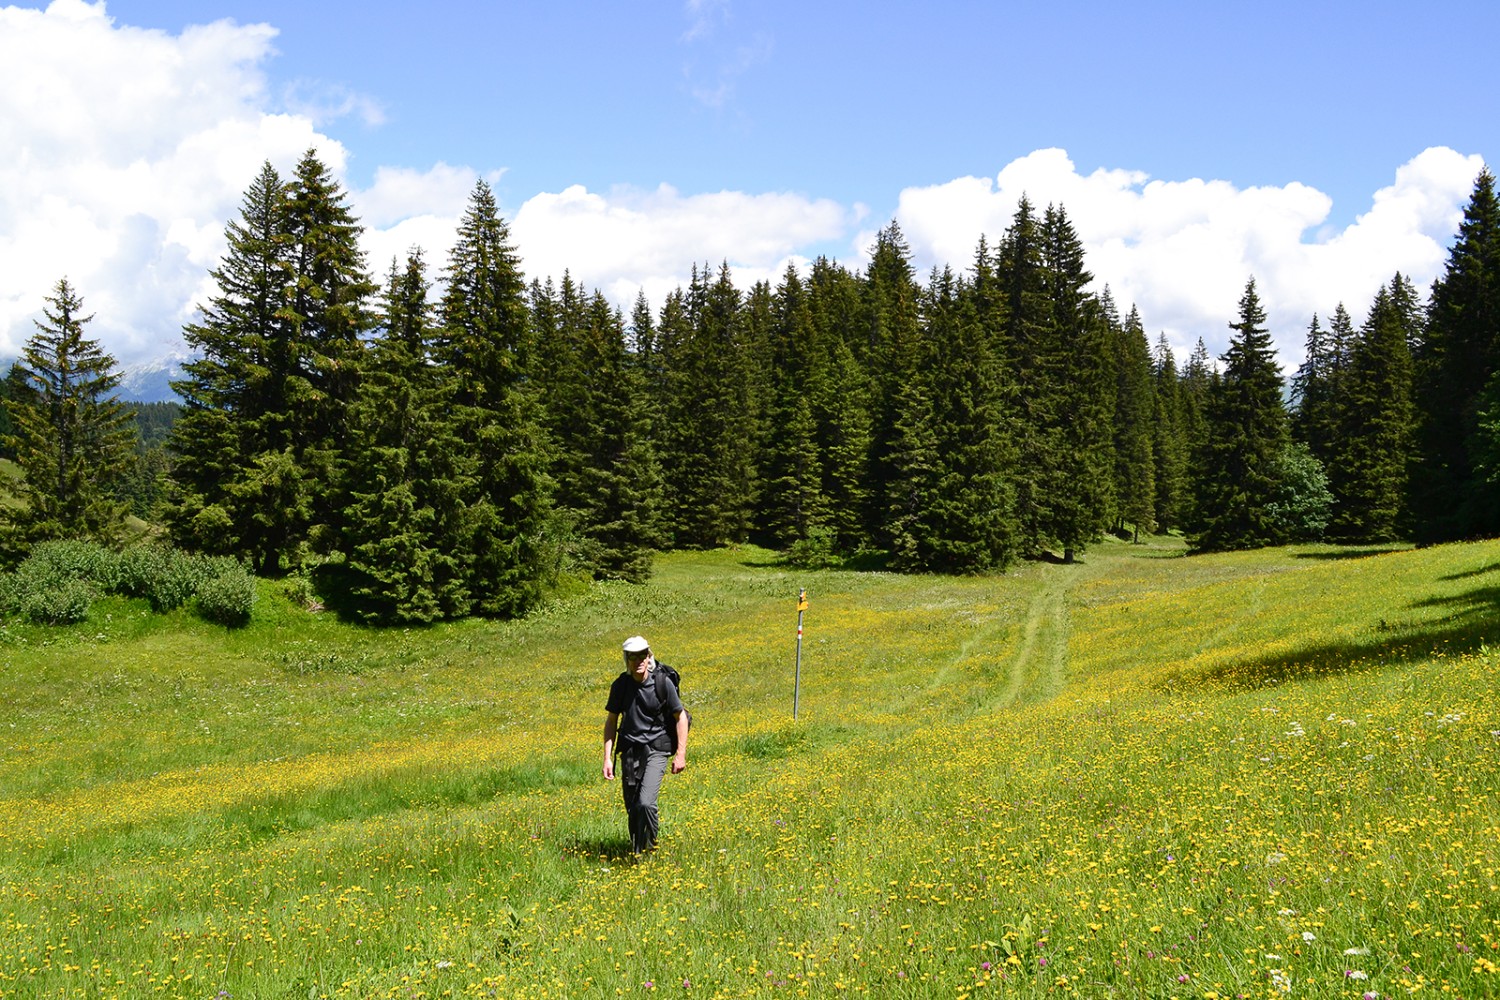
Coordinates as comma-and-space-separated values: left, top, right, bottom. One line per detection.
1, 538, 1497, 998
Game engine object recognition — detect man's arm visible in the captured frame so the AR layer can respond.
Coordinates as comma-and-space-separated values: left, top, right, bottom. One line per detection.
671, 711, 688, 774
603, 712, 619, 779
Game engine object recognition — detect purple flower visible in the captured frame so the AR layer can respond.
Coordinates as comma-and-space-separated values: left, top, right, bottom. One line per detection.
1038, 957, 1048, 968
980, 961, 991, 971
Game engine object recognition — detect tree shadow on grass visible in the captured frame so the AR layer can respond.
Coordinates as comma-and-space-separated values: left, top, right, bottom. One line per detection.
740, 550, 892, 572
1191, 582, 1500, 692
1440, 562, 1500, 581
1292, 546, 1409, 561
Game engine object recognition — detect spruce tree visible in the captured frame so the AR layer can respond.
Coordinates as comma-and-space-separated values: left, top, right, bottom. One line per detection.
805, 256, 872, 551
283, 150, 377, 548
757, 264, 830, 549
1284, 310, 1344, 464
1178, 337, 1218, 527
1331, 276, 1417, 540
997, 196, 1057, 556
1150, 334, 1190, 532
884, 371, 942, 571
168, 153, 374, 574
1038, 205, 1115, 560
2, 278, 135, 554
862, 222, 924, 545
1112, 304, 1157, 540
1191, 279, 1290, 551
1411, 169, 1500, 540
339, 252, 470, 622
168, 161, 296, 570
656, 264, 757, 548
439, 180, 556, 616
541, 284, 661, 581
888, 265, 1015, 572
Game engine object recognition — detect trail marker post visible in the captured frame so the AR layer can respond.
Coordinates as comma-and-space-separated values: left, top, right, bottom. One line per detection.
793, 587, 808, 720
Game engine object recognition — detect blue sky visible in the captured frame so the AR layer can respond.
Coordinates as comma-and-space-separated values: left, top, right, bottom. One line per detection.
1, 0, 1496, 371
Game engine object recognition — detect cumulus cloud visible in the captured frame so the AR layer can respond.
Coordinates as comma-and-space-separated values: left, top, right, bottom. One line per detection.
0, 0, 338, 362
880, 146, 1484, 368
511, 183, 850, 312
0, 1, 1483, 385
0, 1, 833, 367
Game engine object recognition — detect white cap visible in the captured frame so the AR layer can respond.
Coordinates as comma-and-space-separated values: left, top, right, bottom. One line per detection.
622, 635, 650, 653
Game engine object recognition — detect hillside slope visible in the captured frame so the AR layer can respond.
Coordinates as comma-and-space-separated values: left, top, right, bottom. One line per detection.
0, 538, 1496, 998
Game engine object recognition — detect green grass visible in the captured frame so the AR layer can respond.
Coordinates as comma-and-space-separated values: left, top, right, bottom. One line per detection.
1, 537, 1497, 998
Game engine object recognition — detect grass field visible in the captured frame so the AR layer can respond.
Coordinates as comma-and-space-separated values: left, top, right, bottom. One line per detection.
1, 536, 1497, 998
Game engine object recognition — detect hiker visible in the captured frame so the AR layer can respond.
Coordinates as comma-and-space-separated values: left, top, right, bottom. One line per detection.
602, 635, 688, 853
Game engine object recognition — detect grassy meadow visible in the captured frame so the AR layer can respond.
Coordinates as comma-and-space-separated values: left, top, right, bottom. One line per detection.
1, 537, 1498, 998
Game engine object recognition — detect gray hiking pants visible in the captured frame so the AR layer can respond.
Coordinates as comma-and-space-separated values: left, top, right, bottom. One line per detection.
618, 741, 669, 853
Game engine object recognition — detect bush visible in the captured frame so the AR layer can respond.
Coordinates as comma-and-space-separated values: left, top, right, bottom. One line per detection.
117, 546, 215, 612
21, 577, 94, 625
784, 526, 843, 569
0, 539, 119, 623
195, 568, 256, 627
0, 538, 260, 628
21, 539, 122, 590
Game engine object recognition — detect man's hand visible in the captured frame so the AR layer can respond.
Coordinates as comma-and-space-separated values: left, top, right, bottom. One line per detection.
603, 758, 615, 780
671, 752, 686, 774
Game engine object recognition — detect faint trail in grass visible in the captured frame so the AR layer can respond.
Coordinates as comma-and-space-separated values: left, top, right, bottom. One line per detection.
993, 558, 1100, 708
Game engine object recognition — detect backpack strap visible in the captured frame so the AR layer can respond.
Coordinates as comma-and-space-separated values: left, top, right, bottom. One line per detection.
653, 664, 683, 751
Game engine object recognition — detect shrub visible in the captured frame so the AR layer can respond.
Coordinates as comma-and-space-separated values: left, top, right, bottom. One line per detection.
784, 526, 843, 569
21, 539, 122, 590
117, 546, 208, 612
21, 577, 94, 625
195, 568, 255, 627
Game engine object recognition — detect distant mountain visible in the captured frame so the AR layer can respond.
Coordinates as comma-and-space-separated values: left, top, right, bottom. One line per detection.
117, 351, 192, 403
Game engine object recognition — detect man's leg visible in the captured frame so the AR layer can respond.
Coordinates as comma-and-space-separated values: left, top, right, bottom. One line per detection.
622, 746, 669, 853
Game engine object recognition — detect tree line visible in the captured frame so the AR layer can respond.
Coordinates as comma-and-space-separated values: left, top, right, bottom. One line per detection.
3, 151, 1498, 623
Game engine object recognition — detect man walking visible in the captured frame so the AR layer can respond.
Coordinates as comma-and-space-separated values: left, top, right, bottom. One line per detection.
602, 635, 688, 853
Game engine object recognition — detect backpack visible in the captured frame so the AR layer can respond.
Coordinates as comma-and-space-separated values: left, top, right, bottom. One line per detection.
652, 662, 692, 751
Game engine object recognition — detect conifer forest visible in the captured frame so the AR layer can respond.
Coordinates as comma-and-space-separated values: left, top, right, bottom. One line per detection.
4, 150, 1500, 624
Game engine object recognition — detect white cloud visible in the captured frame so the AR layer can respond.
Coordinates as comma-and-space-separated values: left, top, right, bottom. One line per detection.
510, 183, 851, 312
681, 0, 730, 43
0, 2, 1482, 388
0, 0, 335, 362
882, 146, 1484, 369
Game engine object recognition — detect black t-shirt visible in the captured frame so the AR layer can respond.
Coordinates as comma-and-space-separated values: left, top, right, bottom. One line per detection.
606, 667, 684, 749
